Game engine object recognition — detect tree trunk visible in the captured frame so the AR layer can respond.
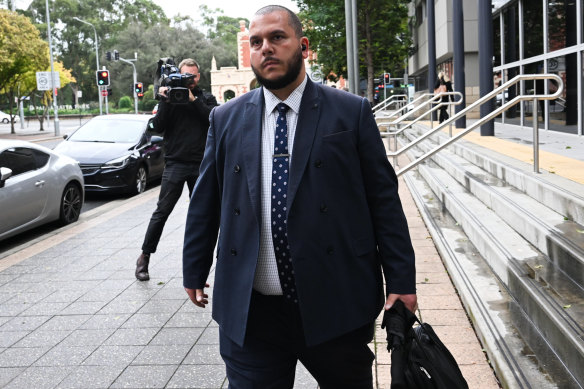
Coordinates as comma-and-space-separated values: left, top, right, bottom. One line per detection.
364, 3, 374, 103
7, 91, 15, 134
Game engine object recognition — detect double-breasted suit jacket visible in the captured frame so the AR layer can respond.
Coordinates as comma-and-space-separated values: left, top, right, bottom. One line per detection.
183, 79, 416, 347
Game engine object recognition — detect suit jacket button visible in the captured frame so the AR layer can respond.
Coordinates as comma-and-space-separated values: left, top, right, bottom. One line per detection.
234, 208, 240, 215
314, 160, 322, 168
327, 246, 334, 255
320, 204, 328, 213
231, 249, 237, 256
234, 164, 241, 173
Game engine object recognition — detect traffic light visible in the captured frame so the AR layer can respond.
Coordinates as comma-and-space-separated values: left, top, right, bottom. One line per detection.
134, 82, 144, 94
114, 50, 119, 61
384, 73, 390, 85
96, 70, 110, 86
107, 88, 113, 96
106, 51, 112, 61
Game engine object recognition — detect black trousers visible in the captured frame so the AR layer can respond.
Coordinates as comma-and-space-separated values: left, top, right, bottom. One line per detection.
141, 161, 199, 254
219, 291, 375, 389
439, 106, 449, 123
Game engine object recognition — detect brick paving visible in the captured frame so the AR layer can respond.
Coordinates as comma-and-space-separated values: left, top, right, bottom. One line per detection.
0, 178, 500, 388
0, 121, 500, 388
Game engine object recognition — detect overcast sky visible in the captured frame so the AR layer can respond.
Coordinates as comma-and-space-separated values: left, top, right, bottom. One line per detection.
8, 0, 299, 23
152, 0, 299, 23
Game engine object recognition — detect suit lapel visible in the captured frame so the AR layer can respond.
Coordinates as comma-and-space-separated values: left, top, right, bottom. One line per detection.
287, 79, 320, 215
242, 89, 264, 225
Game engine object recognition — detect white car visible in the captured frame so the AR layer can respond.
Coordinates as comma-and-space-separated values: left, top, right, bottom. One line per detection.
0, 140, 84, 241
0, 110, 19, 124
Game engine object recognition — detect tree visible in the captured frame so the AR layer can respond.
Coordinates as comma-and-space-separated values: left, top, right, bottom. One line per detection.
27, 61, 75, 131
22, 0, 168, 108
0, 9, 49, 133
296, 0, 410, 102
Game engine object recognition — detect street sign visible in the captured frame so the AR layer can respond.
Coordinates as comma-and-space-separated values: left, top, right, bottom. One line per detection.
36, 71, 60, 90
101, 90, 108, 97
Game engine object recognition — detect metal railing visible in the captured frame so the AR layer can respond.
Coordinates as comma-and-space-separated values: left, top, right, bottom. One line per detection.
381, 92, 464, 149
387, 74, 563, 176
372, 94, 408, 114
376, 93, 434, 124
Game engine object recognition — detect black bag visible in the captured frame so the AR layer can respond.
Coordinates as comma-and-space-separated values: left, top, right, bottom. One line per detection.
404, 318, 468, 389
381, 300, 468, 389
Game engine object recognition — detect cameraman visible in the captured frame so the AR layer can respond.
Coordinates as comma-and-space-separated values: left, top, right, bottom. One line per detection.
136, 58, 218, 281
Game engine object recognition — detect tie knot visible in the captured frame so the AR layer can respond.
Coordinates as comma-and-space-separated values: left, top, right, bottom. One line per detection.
276, 103, 289, 115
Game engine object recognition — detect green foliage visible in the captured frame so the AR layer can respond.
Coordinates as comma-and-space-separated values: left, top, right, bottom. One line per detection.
296, 0, 411, 101
118, 95, 132, 108
3, 0, 241, 114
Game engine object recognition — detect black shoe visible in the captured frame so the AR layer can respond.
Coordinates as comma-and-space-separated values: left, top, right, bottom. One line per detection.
135, 253, 150, 281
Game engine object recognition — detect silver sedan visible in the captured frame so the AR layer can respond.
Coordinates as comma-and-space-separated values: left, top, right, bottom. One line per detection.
0, 140, 84, 241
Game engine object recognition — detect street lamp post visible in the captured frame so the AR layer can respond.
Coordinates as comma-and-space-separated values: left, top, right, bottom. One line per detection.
46, 0, 60, 136
118, 54, 138, 114
72, 17, 102, 115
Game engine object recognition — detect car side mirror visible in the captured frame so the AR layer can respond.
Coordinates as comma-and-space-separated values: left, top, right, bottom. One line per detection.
63, 134, 68, 140
0, 167, 13, 189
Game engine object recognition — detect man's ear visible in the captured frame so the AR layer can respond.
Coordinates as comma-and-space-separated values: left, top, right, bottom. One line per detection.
301, 37, 310, 58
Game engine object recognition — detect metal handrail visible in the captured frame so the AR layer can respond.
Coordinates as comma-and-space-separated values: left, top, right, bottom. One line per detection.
376, 93, 432, 124
388, 74, 564, 176
372, 94, 408, 114
380, 92, 463, 131
377, 93, 435, 127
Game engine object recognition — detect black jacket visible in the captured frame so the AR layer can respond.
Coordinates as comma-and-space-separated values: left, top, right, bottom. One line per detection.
148, 87, 218, 163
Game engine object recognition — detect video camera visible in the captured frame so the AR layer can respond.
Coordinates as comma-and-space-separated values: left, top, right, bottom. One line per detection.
155, 58, 195, 104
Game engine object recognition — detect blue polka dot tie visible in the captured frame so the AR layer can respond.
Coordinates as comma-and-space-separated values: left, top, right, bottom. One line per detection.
272, 103, 298, 303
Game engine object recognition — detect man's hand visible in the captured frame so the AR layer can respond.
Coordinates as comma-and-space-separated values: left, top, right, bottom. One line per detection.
157, 86, 169, 99
188, 88, 196, 102
185, 283, 210, 308
385, 293, 417, 313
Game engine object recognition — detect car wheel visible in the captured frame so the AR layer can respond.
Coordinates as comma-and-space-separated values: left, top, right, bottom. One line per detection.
133, 165, 147, 195
1, 118, 8, 124
60, 183, 82, 225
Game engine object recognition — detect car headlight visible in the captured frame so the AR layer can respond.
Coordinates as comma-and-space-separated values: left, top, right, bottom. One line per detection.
103, 155, 131, 170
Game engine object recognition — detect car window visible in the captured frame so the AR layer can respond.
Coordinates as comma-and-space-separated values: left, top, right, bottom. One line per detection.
0, 147, 38, 176
68, 119, 146, 143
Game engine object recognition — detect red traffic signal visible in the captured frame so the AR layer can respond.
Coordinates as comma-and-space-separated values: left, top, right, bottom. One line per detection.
134, 82, 144, 94
96, 70, 110, 86
384, 73, 390, 84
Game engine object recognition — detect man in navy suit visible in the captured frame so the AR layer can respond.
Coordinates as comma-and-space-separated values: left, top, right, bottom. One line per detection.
183, 5, 417, 388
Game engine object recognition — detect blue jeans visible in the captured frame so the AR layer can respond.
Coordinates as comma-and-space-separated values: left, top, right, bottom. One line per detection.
141, 161, 199, 254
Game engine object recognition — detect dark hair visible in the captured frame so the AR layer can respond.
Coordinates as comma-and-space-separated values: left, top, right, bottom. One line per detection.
254, 5, 303, 38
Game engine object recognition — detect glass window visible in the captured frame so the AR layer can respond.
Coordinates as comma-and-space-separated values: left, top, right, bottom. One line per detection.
548, 0, 568, 53
503, 4, 519, 64
494, 17, 501, 67
524, 1, 543, 59
0, 148, 37, 176
68, 118, 146, 144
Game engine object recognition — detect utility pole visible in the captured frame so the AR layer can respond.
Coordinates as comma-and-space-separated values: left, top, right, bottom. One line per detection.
46, 0, 60, 136
345, 0, 355, 94
73, 17, 102, 115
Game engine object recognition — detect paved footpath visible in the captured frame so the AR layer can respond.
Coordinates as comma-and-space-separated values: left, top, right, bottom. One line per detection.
0, 176, 499, 389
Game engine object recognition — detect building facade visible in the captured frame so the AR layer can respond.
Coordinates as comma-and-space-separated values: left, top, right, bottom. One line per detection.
407, 0, 584, 134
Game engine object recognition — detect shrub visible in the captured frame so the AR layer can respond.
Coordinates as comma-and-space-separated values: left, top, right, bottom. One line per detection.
118, 96, 132, 109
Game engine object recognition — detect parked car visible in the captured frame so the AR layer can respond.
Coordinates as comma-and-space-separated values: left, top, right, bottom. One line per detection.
0, 140, 84, 241
0, 110, 19, 124
54, 114, 164, 195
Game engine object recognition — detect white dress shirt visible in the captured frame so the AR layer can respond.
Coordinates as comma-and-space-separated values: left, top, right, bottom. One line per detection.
253, 75, 308, 295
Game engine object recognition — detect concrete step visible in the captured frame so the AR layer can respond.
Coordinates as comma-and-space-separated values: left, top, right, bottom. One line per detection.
396, 133, 584, 388
416, 125, 584, 227
401, 164, 558, 389
406, 126, 584, 291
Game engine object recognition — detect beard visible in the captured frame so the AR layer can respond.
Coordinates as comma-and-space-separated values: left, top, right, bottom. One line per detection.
251, 47, 303, 91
